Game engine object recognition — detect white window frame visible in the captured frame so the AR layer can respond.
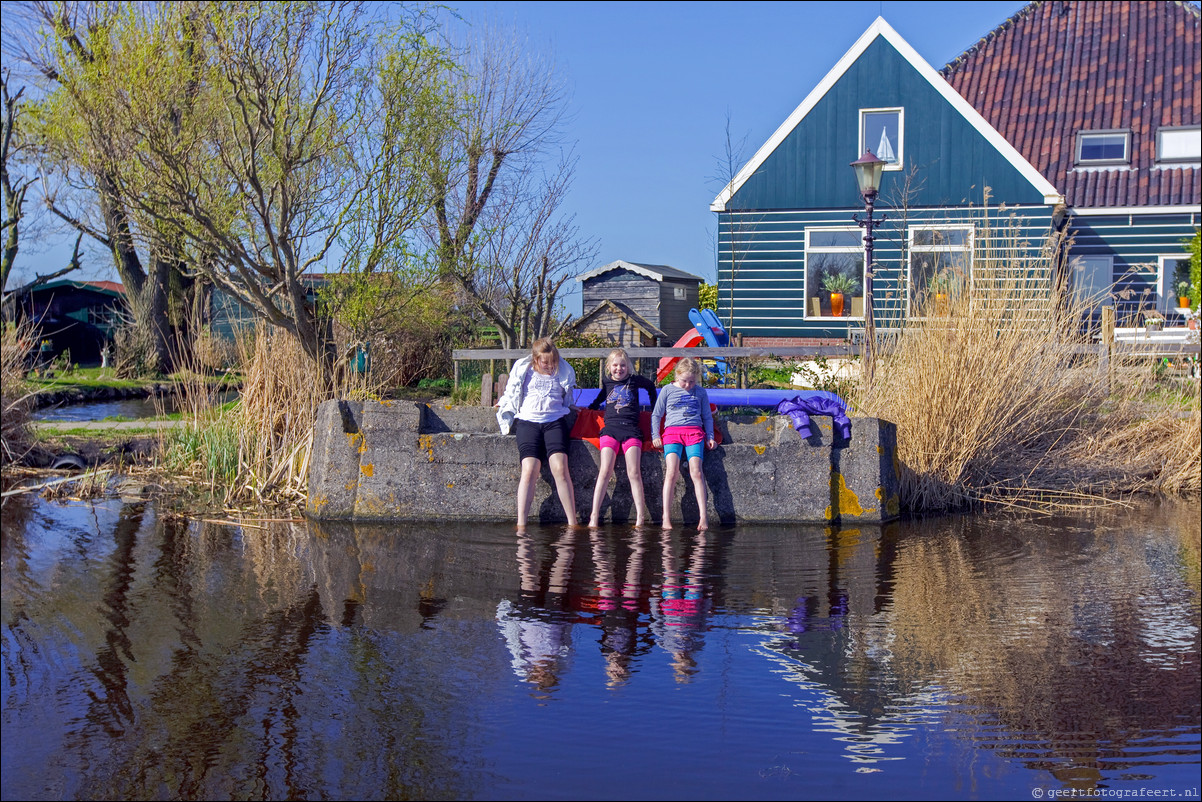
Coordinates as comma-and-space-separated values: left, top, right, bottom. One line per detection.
906, 225, 975, 318
1075, 130, 1130, 165
805, 227, 865, 320
1069, 254, 1115, 309
1158, 254, 1192, 313
859, 107, 904, 171
1156, 126, 1202, 164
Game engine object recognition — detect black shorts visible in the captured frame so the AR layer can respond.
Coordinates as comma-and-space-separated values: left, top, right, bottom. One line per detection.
514, 416, 571, 462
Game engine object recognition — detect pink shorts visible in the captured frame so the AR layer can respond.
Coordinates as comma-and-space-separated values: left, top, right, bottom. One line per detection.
599, 435, 643, 454
661, 426, 706, 447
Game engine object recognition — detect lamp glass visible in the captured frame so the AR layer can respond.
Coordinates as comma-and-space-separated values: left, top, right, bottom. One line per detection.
850, 151, 885, 195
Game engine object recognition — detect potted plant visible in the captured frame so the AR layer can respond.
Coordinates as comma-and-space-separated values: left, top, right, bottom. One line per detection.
1176, 280, 1192, 309
821, 271, 860, 317
928, 273, 951, 314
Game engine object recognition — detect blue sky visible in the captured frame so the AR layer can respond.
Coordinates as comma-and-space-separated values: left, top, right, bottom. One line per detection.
12, 0, 1034, 315
449, 0, 1032, 314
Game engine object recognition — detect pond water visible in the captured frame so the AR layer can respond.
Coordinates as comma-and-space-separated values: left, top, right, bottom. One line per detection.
1, 496, 1198, 801
31, 390, 238, 422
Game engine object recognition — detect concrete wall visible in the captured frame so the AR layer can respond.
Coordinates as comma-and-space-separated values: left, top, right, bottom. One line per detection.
306, 400, 901, 526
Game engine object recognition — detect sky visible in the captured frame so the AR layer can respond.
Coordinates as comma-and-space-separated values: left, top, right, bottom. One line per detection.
9, 0, 1036, 315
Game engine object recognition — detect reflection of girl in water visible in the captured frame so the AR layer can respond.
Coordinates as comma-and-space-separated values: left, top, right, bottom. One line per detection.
650, 529, 712, 682
584, 527, 650, 687
496, 526, 580, 694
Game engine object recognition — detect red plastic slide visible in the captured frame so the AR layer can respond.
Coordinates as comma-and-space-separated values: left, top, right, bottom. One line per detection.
656, 330, 706, 383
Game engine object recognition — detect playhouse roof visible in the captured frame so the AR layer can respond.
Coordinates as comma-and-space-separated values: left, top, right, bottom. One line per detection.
576, 260, 706, 284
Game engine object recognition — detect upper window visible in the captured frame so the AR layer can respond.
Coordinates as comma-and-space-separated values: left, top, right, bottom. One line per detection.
908, 226, 974, 316
860, 108, 903, 170
1156, 126, 1201, 164
805, 228, 864, 320
1076, 130, 1130, 165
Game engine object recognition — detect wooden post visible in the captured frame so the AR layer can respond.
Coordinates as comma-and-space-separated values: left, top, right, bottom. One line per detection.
481, 372, 493, 407
1102, 306, 1115, 393
453, 360, 460, 394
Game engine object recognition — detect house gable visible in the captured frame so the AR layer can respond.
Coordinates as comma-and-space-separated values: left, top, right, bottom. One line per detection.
713, 17, 1061, 212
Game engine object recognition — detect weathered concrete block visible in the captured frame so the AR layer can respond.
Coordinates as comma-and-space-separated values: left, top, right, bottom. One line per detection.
305, 400, 900, 525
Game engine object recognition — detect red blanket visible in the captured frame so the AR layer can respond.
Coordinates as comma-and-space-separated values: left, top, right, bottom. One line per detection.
569, 407, 722, 449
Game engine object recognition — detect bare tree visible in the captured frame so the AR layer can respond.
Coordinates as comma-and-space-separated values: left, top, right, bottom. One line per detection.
426, 24, 591, 348
1, 67, 77, 297
460, 151, 597, 348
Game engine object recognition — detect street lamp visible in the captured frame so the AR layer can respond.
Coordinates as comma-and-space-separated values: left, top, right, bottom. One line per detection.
850, 150, 887, 384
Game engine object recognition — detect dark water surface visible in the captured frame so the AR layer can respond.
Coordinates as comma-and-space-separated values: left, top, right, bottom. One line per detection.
2, 496, 1199, 801
31, 390, 239, 422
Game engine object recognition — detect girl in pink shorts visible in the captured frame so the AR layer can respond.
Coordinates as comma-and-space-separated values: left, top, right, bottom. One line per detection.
587, 348, 658, 526
651, 358, 715, 530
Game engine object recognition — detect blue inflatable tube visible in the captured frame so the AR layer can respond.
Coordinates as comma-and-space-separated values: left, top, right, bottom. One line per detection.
573, 387, 843, 409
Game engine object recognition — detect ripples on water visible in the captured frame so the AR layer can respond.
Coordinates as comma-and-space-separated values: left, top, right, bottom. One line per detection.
1, 496, 1198, 800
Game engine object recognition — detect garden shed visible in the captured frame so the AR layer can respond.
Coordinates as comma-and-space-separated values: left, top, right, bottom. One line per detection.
573, 260, 705, 345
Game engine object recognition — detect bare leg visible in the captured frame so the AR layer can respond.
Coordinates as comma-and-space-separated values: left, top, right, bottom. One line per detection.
688, 455, 708, 530
589, 447, 618, 527
548, 451, 578, 525
516, 456, 542, 527
624, 446, 647, 526
661, 452, 680, 529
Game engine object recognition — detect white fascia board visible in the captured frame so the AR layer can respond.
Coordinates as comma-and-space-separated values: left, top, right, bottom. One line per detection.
1068, 204, 1202, 216
575, 259, 665, 283
710, 17, 1063, 212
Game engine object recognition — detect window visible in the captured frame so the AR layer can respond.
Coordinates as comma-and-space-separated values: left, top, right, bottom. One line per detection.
1069, 255, 1114, 309
673, 286, 687, 300
1156, 126, 1201, 164
1076, 130, 1130, 165
908, 226, 973, 315
1159, 255, 1191, 313
805, 228, 864, 319
860, 108, 902, 169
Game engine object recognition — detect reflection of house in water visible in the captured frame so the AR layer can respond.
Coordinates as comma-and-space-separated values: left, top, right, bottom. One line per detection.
732, 524, 934, 764
735, 516, 1202, 788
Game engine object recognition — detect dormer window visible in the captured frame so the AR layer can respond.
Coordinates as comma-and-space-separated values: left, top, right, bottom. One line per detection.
1076, 130, 1130, 165
860, 108, 903, 170
1156, 126, 1201, 164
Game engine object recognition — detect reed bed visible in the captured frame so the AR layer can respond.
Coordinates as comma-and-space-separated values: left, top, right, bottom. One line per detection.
857, 254, 1200, 514
161, 326, 379, 506
1, 321, 38, 468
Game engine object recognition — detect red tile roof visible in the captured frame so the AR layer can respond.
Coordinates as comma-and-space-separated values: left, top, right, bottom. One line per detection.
83, 280, 125, 294
941, 0, 1200, 209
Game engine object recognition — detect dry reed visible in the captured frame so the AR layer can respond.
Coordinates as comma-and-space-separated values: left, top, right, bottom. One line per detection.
1, 321, 39, 468
856, 232, 1200, 513
161, 324, 380, 506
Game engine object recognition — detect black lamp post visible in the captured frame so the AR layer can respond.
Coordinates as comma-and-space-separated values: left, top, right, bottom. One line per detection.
851, 150, 887, 384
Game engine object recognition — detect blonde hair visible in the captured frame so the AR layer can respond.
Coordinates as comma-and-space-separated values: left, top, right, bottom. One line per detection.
605, 348, 631, 372
674, 357, 701, 380
531, 337, 559, 363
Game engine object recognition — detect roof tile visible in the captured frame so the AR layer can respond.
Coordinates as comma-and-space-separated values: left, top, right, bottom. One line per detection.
941, 0, 1201, 209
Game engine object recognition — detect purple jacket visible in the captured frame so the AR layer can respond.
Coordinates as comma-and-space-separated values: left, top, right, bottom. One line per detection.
776, 391, 851, 441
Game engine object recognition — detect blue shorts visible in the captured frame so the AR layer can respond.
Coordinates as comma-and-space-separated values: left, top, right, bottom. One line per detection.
663, 441, 704, 461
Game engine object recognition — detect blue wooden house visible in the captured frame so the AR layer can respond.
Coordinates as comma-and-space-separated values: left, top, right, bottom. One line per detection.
712, 2, 1200, 343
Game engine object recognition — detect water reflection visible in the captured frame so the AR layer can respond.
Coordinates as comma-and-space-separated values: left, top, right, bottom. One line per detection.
1, 496, 1198, 800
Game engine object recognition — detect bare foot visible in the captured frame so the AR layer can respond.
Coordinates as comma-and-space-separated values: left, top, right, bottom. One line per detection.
588, 517, 600, 528
697, 519, 709, 532
661, 519, 672, 530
